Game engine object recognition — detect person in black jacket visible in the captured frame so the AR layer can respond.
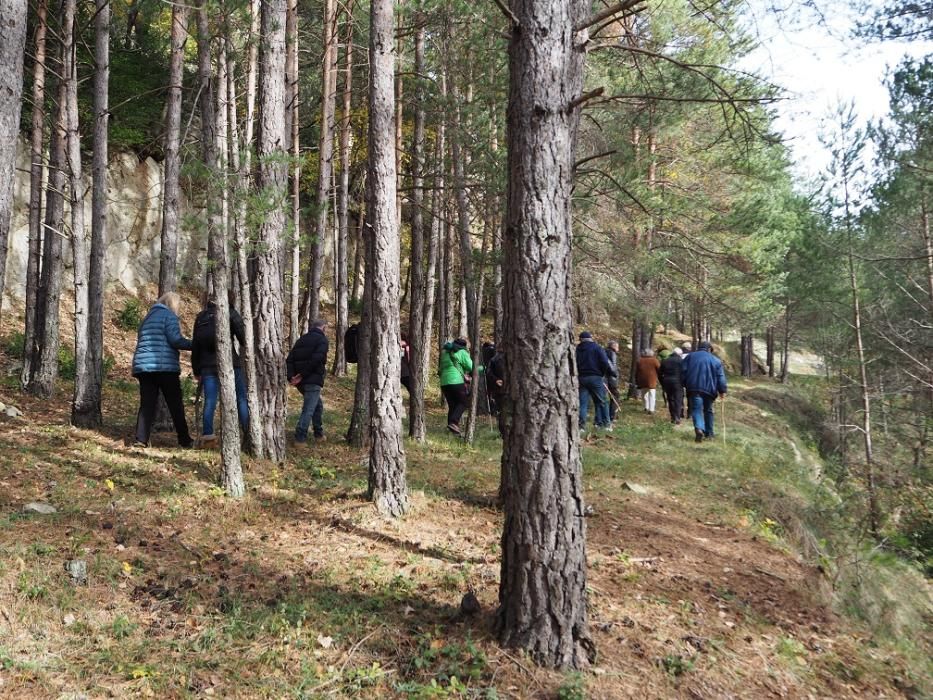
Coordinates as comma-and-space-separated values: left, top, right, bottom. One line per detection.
659, 347, 684, 425
486, 349, 507, 436
287, 319, 329, 442
191, 294, 250, 445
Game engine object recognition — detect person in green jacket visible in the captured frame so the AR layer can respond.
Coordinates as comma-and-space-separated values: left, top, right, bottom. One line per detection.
439, 338, 473, 435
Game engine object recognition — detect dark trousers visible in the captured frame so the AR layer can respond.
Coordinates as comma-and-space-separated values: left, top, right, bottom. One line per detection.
135, 372, 192, 446
663, 383, 683, 423
606, 382, 621, 422
442, 383, 469, 426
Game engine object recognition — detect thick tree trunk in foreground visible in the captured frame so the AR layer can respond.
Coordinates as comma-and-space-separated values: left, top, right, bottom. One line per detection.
332, 4, 354, 378
254, 0, 289, 461
73, 0, 109, 428
496, 0, 593, 669
22, 0, 48, 390
365, 0, 407, 517
159, 4, 189, 294
307, 0, 339, 323
0, 0, 28, 325
63, 0, 91, 428
200, 6, 244, 495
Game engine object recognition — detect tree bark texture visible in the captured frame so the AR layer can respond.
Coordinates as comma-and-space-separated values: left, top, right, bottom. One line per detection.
201, 7, 244, 495
307, 0, 339, 323
365, 0, 407, 517
63, 0, 91, 428
254, 0, 289, 462
332, 4, 354, 377
73, 0, 109, 428
346, 208, 373, 448
496, 0, 593, 669
286, 0, 301, 345
30, 29, 67, 398
226, 40, 264, 458
159, 4, 189, 295
407, 12, 428, 441
22, 0, 48, 390
0, 0, 28, 325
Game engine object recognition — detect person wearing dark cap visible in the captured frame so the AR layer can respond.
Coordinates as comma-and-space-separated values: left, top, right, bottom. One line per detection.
439, 337, 473, 435
681, 340, 727, 442
576, 331, 613, 432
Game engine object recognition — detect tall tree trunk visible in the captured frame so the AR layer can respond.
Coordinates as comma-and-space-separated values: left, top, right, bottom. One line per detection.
201, 6, 244, 495
0, 0, 28, 325
346, 212, 373, 447
332, 2, 354, 377
245, 0, 259, 149
307, 0, 338, 323
286, 0, 302, 345
740, 333, 753, 378
73, 0, 109, 427
407, 10, 428, 440
496, 0, 593, 669
766, 326, 775, 378
63, 0, 90, 428
160, 5, 189, 294
22, 0, 49, 390
366, 0, 407, 517
226, 36, 264, 457
254, 0, 289, 462
452, 91, 477, 344
31, 22, 67, 398
350, 201, 364, 305
464, 215, 491, 443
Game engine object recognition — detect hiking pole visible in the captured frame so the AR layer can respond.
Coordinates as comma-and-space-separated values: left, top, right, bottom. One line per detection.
193, 378, 203, 447
720, 394, 726, 444
604, 383, 622, 412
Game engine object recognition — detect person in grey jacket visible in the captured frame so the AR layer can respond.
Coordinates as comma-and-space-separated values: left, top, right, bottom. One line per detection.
604, 341, 621, 425
131, 292, 193, 447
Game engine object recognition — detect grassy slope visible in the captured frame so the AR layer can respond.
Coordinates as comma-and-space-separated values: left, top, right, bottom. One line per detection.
0, 325, 929, 698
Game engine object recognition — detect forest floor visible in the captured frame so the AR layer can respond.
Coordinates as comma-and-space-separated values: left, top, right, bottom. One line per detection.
0, 314, 929, 698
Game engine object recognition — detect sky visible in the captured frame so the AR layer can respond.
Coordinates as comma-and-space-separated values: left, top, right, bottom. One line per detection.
737, 0, 933, 182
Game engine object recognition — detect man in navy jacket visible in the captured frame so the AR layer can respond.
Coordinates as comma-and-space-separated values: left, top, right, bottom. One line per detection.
681, 340, 727, 442
576, 331, 613, 431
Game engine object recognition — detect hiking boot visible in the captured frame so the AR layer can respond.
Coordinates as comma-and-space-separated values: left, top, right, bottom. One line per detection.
200, 434, 217, 448
314, 433, 326, 442
447, 423, 462, 436
694, 429, 704, 443
131, 440, 148, 448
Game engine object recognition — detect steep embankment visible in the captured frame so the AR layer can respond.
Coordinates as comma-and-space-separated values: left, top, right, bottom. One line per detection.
0, 316, 929, 698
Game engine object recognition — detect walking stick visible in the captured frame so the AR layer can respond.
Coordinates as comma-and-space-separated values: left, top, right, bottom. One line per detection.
720, 394, 726, 444
603, 383, 622, 411
193, 378, 203, 446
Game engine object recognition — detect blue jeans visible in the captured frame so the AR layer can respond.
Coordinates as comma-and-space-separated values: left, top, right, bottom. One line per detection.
201, 368, 250, 436
689, 393, 716, 437
579, 375, 609, 428
295, 383, 324, 441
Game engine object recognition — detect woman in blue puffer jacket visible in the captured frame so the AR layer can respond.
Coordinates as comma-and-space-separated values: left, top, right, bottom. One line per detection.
131, 292, 193, 447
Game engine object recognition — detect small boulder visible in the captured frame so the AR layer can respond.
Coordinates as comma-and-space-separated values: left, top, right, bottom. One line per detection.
23, 502, 57, 515
65, 559, 88, 585
3, 404, 22, 418
621, 482, 649, 495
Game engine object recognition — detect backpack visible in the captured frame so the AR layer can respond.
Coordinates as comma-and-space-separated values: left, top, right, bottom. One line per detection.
345, 324, 359, 363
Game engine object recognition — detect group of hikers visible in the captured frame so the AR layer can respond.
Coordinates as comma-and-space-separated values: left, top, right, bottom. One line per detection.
576, 331, 728, 442
130, 294, 726, 449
